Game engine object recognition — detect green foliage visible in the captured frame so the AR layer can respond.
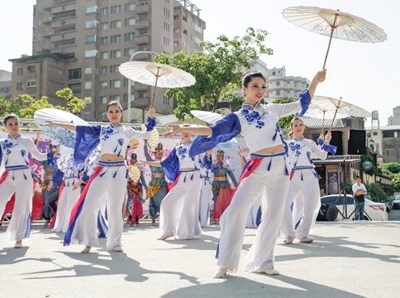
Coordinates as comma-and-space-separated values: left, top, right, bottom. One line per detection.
366, 183, 389, 202
381, 162, 400, 177
391, 173, 400, 192
56, 88, 91, 114
340, 180, 353, 194
18, 95, 56, 118
360, 155, 376, 176
155, 27, 273, 120
272, 98, 297, 129
0, 96, 21, 116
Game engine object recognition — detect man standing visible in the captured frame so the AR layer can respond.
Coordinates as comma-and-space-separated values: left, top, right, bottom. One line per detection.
352, 176, 368, 220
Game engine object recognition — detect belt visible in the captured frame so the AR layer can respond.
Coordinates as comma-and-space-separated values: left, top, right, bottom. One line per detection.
5, 165, 29, 171
152, 173, 165, 178
250, 151, 286, 158
214, 177, 227, 181
99, 160, 126, 167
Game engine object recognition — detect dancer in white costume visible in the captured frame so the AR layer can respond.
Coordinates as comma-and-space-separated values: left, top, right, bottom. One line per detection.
197, 152, 213, 227
165, 69, 327, 277
45, 102, 156, 253
0, 114, 53, 248
281, 117, 336, 244
145, 132, 203, 240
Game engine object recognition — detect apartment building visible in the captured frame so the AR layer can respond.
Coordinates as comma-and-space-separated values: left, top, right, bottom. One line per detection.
10, 0, 205, 122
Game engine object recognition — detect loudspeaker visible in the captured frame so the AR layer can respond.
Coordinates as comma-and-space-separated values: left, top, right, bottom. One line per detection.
329, 131, 343, 155
348, 130, 366, 154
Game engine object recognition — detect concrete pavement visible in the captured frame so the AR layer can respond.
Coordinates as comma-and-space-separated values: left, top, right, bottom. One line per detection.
1, 220, 399, 298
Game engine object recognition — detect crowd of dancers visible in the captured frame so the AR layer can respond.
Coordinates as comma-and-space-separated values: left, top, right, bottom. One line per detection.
0, 69, 336, 277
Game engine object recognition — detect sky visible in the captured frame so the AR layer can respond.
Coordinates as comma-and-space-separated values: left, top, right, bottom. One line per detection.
0, 0, 399, 125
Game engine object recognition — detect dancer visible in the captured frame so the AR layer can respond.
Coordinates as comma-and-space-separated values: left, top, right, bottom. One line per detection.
143, 142, 167, 225
0, 114, 53, 248
144, 132, 203, 240
281, 117, 336, 244
45, 102, 156, 253
209, 149, 237, 222
165, 69, 326, 277
197, 151, 213, 227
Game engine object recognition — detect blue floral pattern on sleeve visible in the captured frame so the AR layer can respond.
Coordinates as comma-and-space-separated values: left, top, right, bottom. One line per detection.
177, 145, 187, 159
240, 109, 265, 128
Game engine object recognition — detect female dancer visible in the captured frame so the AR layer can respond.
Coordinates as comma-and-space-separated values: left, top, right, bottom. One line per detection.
143, 142, 167, 225
0, 114, 53, 248
144, 132, 203, 240
165, 69, 326, 277
46, 102, 156, 253
281, 117, 335, 244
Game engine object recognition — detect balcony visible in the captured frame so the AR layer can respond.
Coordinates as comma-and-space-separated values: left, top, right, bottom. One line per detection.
136, 4, 149, 14
51, 17, 76, 29
135, 35, 150, 44
135, 19, 150, 29
50, 31, 76, 43
51, 3, 76, 14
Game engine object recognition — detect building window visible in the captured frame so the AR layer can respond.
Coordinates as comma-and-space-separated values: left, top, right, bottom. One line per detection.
101, 96, 108, 104
26, 80, 35, 87
85, 49, 98, 58
84, 67, 92, 75
276, 81, 280, 86
125, 17, 135, 26
183, 29, 187, 35
100, 82, 108, 90
138, 14, 147, 21
110, 65, 119, 73
125, 2, 136, 11
125, 32, 135, 41
101, 51, 109, 60
17, 68, 23, 75
124, 48, 135, 57
112, 80, 121, 88
84, 82, 92, 90
111, 34, 122, 44
100, 22, 109, 30
111, 5, 122, 14
139, 29, 148, 35
85, 34, 97, 44
68, 68, 82, 80
110, 49, 121, 58
111, 20, 122, 29
27, 65, 36, 73
138, 44, 148, 51
86, 5, 98, 14
85, 20, 98, 29
16, 82, 23, 90
69, 83, 81, 94
113, 95, 121, 101
100, 36, 109, 45
138, 90, 148, 98
101, 7, 109, 16
99, 66, 108, 74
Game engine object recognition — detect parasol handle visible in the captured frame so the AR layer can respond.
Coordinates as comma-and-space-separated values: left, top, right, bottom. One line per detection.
322, 12, 339, 69
150, 67, 161, 107
328, 107, 339, 132
35, 128, 41, 146
321, 111, 326, 135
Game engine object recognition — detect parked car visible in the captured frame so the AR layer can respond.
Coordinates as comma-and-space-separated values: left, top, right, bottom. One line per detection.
317, 194, 388, 221
393, 195, 400, 209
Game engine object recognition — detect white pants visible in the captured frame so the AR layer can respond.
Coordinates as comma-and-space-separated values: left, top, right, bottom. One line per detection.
53, 178, 81, 233
0, 169, 33, 242
159, 171, 202, 239
246, 196, 262, 228
69, 164, 127, 250
217, 155, 290, 272
198, 179, 212, 227
281, 170, 321, 240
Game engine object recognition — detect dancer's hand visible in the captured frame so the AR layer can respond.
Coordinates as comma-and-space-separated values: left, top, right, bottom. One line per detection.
324, 131, 332, 144
148, 106, 156, 118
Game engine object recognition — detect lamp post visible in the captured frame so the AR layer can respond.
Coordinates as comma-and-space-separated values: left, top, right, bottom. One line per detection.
126, 51, 157, 123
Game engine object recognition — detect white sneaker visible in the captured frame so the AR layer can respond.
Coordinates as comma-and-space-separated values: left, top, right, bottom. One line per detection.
263, 268, 280, 275
157, 233, 174, 240
81, 246, 92, 253
214, 266, 228, 278
299, 236, 314, 243
112, 245, 123, 252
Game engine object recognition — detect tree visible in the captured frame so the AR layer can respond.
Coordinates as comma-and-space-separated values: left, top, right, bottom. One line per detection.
391, 173, 400, 192
366, 183, 389, 202
0, 95, 21, 116
155, 27, 273, 120
381, 162, 400, 177
56, 88, 92, 114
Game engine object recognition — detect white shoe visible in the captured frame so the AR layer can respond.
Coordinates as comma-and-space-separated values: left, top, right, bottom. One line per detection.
263, 268, 280, 275
157, 233, 174, 240
112, 245, 123, 252
214, 266, 228, 278
81, 246, 92, 253
299, 236, 314, 243
284, 236, 294, 244
14, 240, 23, 248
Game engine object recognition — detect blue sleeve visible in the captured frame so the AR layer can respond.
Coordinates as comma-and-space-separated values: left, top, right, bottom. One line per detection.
322, 143, 337, 155
160, 148, 180, 182
144, 143, 153, 161
145, 117, 157, 131
0, 145, 3, 167
189, 113, 241, 157
227, 169, 238, 186
316, 138, 324, 146
203, 154, 212, 169
52, 164, 64, 188
74, 125, 101, 164
298, 89, 311, 117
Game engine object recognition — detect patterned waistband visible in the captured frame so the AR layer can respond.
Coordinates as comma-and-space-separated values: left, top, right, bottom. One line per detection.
250, 151, 286, 159
152, 173, 165, 178
99, 160, 126, 167
65, 176, 80, 180
214, 177, 228, 181
5, 165, 29, 171
292, 166, 314, 171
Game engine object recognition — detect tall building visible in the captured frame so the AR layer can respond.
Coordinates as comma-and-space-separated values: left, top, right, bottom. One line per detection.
388, 106, 400, 125
264, 66, 309, 101
10, 0, 205, 122
0, 70, 12, 98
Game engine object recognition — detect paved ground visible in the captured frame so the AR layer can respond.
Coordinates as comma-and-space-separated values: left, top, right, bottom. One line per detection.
1, 220, 399, 298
